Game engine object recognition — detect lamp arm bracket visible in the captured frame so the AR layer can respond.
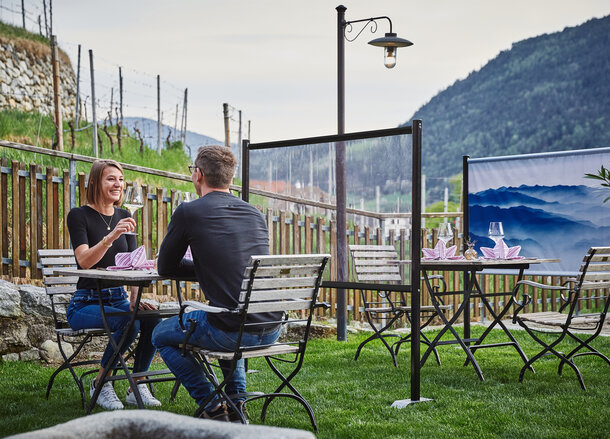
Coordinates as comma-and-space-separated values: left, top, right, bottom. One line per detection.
343, 16, 392, 43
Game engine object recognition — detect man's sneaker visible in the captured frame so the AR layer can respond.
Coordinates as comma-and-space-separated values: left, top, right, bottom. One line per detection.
90, 380, 124, 410
126, 383, 162, 407
198, 403, 230, 422
228, 402, 249, 424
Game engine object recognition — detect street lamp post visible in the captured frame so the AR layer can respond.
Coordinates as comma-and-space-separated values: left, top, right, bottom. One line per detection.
335, 5, 413, 342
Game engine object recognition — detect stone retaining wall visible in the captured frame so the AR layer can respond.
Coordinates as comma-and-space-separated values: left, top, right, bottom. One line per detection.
0, 37, 76, 118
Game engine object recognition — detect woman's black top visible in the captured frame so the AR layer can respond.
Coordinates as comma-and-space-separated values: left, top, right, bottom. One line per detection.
66, 205, 136, 290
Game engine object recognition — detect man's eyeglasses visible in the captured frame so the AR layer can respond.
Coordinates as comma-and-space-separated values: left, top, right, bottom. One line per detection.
188, 165, 199, 174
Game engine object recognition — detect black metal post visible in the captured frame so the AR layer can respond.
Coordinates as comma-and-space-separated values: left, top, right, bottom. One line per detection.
462, 155, 470, 252
242, 140, 250, 202
462, 155, 470, 344
410, 119, 422, 402
336, 4, 347, 341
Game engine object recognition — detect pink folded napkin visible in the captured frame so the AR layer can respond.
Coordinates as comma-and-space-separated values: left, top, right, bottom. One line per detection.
422, 240, 464, 260
183, 246, 193, 261
107, 245, 156, 270
480, 239, 523, 259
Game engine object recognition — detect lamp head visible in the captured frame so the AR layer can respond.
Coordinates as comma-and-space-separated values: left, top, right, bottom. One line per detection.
368, 32, 413, 69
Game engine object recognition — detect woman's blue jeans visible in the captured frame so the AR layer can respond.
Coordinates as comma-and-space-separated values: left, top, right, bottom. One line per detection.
66, 287, 161, 373
152, 310, 280, 409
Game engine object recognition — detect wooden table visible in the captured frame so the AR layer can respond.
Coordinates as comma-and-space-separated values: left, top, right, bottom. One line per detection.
52, 268, 178, 412
419, 258, 560, 381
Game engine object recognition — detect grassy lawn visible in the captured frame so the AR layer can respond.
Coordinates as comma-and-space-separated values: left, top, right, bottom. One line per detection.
1, 327, 608, 438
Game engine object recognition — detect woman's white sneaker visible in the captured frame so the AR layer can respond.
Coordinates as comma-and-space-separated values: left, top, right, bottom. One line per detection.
126, 383, 162, 407
90, 380, 124, 410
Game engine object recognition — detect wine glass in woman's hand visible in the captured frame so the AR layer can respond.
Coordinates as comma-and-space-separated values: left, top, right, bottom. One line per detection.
123, 184, 144, 235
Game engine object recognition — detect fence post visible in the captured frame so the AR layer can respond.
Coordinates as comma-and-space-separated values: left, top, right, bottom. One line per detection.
69, 158, 76, 209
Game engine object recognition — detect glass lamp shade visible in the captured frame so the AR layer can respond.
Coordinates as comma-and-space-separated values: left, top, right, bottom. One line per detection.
384, 47, 397, 69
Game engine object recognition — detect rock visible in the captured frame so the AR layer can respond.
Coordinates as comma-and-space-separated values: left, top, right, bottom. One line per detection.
0, 318, 30, 352
18, 285, 53, 317
281, 322, 336, 341
2, 353, 19, 362
19, 348, 40, 361
0, 281, 23, 318
40, 339, 73, 363
7, 410, 316, 439
28, 323, 55, 347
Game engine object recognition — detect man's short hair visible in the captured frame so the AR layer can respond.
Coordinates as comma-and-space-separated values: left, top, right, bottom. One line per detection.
195, 145, 237, 188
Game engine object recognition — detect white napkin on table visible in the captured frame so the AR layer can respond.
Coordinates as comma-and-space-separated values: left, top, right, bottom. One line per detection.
107, 245, 156, 270
422, 240, 464, 260
480, 239, 523, 259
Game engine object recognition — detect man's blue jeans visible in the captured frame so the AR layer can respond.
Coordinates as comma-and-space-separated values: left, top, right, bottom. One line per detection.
66, 287, 160, 373
152, 310, 280, 409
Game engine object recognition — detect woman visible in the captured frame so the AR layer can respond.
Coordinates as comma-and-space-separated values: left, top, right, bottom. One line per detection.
66, 159, 161, 410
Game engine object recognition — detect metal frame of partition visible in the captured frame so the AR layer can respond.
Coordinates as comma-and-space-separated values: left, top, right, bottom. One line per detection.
241, 121, 424, 403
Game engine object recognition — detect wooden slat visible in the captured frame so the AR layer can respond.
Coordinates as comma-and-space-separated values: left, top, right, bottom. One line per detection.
12, 160, 20, 276
243, 276, 318, 290
18, 162, 26, 277
44, 276, 79, 285
586, 253, 610, 262
0, 158, 5, 275
580, 281, 610, 290
352, 251, 398, 258
356, 274, 402, 282
239, 287, 315, 302
46, 167, 54, 251
354, 259, 398, 266
38, 249, 75, 257
29, 163, 39, 279
194, 344, 300, 360
355, 266, 400, 274
46, 285, 77, 295
350, 244, 395, 250
247, 299, 312, 313
39, 256, 77, 266
583, 263, 610, 272
582, 272, 610, 282
253, 254, 330, 266
62, 169, 70, 249
243, 264, 321, 278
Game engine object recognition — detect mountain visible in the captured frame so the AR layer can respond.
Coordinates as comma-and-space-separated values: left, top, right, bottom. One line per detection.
121, 117, 225, 161
469, 184, 610, 272
403, 15, 610, 197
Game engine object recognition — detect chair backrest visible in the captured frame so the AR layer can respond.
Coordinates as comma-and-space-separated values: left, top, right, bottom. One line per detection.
349, 244, 401, 284
238, 254, 330, 335
575, 247, 610, 317
38, 249, 78, 329
577, 247, 610, 291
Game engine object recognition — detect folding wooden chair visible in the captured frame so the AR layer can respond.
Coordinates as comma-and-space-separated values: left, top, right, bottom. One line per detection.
512, 246, 610, 390
349, 245, 450, 367
178, 254, 330, 432
38, 249, 105, 409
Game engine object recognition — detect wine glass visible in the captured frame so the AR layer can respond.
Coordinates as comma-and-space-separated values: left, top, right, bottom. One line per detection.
438, 223, 454, 246
183, 192, 197, 202
488, 222, 504, 244
122, 184, 144, 235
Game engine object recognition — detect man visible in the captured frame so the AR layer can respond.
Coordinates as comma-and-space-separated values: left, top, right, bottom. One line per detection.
152, 145, 281, 421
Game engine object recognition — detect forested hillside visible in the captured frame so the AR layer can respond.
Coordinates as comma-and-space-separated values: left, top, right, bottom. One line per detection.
407, 15, 610, 178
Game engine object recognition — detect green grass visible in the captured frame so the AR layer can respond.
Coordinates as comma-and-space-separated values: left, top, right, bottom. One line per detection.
1, 327, 609, 438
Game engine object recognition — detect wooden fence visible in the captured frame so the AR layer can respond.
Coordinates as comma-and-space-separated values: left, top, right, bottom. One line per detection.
0, 154, 594, 325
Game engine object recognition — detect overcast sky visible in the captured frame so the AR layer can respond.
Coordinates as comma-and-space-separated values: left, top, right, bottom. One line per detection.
45, 0, 610, 143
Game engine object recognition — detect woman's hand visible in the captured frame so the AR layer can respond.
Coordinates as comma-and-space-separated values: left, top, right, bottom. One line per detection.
129, 294, 159, 311
107, 217, 137, 242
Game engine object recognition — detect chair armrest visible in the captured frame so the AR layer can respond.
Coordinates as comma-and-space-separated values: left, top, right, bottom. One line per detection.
182, 301, 231, 313
314, 302, 331, 310
510, 280, 569, 323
